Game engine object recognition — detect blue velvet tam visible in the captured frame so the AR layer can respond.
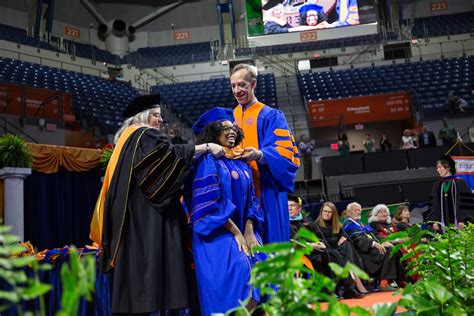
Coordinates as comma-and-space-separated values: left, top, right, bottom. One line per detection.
299, 3, 324, 15
192, 107, 234, 134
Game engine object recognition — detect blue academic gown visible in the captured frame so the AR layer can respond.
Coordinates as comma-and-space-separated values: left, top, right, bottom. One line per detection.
186, 153, 264, 316
234, 102, 300, 244
332, 0, 359, 26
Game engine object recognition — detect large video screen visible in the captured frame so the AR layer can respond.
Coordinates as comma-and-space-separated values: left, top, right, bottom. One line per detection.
246, 0, 377, 36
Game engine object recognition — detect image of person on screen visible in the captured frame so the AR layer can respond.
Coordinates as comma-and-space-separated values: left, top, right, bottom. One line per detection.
264, 3, 292, 34
298, 3, 332, 29
331, 0, 360, 26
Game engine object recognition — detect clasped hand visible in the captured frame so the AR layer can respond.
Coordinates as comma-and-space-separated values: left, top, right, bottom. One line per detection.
208, 143, 225, 158
241, 147, 263, 161
234, 231, 259, 257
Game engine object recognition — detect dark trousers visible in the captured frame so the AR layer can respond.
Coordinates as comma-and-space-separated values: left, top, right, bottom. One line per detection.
303, 155, 312, 181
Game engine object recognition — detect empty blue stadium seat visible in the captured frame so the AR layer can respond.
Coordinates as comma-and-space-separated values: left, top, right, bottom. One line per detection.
151, 74, 278, 124
0, 56, 139, 132
297, 56, 473, 117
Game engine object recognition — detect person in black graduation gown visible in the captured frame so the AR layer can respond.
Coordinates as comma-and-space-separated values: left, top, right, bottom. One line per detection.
314, 202, 369, 294
343, 202, 405, 292
288, 196, 363, 299
426, 155, 474, 227
94, 94, 225, 315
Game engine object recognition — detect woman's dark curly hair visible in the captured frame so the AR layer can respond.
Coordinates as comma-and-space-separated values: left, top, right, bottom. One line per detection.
196, 121, 244, 147
300, 10, 327, 26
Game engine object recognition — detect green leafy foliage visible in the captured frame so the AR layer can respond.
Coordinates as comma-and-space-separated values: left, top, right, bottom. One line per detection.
387, 223, 474, 315
0, 134, 33, 169
228, 228, 390, 316
56, 247, 96, 316
0, 226, 96, 315
0, 225, 51, 315
99, 144, 113, 170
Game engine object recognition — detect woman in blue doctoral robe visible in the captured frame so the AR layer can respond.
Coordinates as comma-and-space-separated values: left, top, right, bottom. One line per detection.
185, 108, 265, 316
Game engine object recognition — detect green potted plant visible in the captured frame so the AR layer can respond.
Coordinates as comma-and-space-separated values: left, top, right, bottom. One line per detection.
0, 134, 33, 169
0, 134, 33, 240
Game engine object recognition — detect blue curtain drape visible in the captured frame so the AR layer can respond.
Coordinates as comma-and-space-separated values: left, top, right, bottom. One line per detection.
24, 167, 102, 250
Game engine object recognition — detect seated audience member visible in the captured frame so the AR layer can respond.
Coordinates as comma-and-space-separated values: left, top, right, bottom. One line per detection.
445, 90, 468, 114
458, 97, 468, 112
380, 134, 392, 152
288, 196, 363, 299
368, 204, 396, 240
418, 125, 436, 148
401, 129, 417, 149
393, 205, 420, 283
314, 202, 368, 295
185, 108, 265, 316
394, 205, 411, 232
343, 202, 405, 291
340, 209, 348, 220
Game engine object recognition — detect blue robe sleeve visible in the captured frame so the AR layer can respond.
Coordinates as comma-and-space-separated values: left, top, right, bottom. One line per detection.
189, 154, 236, 236
246, 167, 264, 233
332, 0, 359, 26
258, 109, 300, 192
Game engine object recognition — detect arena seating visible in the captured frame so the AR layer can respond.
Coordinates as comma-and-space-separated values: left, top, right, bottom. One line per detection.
298, 56, 473, 117
0, 23, 53, 50
62, 39, 120, 65
130, 41, 217, 68
235, 33, 387, 57
0, 23, 120, 65
409, 11, 474, 38
0, 57, 139, 133
151, 73, 277, 125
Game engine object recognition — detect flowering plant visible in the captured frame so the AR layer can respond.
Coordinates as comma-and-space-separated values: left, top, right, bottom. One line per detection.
100, 144, 114, 170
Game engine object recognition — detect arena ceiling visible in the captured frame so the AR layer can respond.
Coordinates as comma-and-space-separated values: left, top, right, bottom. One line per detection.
1, 0, 229, 31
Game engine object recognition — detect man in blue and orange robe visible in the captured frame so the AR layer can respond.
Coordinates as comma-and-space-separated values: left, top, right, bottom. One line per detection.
230, 64, 300, 244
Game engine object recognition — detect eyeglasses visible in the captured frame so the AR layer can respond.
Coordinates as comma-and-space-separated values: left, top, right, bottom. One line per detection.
222, 125, 237, 133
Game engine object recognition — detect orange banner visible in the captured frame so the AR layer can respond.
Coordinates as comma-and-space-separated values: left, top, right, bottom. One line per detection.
0, 82, 73, 120
308, 92, 411, 127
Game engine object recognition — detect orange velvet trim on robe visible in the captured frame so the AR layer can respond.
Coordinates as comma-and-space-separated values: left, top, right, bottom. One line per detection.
234, 102, 266, 196
89, 125, 141, 246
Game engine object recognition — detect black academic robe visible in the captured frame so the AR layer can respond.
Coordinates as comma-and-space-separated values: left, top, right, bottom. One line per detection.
369, 221, 395, 241
99, 127, 195, 314
290, 218, 345, 278
343, 219, 405, 281
314, 220, 364, 270
427, 177, 474, 225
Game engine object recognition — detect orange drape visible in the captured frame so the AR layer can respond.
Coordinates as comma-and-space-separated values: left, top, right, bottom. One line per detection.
27, 143, 102, 174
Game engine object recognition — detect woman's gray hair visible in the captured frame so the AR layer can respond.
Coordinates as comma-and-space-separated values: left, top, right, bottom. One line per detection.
114, 106, 159, 144
368, 204, 391, 224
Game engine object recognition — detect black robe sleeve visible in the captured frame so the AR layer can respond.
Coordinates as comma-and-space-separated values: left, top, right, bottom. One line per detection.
457, 179, 474, 223
345, 227, 374, 253
133, 128, 194, 208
